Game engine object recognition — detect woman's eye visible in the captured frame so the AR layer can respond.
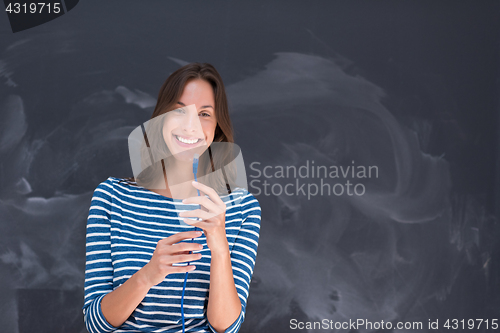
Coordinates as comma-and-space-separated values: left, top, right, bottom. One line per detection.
174, 108, 185, 114
199, 112, 210, 117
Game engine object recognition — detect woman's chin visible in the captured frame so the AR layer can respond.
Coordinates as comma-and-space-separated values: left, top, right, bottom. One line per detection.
170, 147, 208, 163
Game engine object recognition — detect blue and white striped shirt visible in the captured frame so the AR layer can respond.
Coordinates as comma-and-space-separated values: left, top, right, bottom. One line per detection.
83, 177, 261, 333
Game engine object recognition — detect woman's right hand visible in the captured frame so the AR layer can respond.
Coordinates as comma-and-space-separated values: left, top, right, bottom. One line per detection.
140, 230, 203, 287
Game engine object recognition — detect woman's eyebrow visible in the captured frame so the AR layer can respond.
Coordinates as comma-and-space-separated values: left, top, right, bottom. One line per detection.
177, 101, 214, 109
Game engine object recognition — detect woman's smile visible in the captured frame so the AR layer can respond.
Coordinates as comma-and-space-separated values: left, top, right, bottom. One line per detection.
173, 134, 204, 147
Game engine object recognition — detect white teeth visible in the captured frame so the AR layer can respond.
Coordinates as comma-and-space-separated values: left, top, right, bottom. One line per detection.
176, 135, 199, 144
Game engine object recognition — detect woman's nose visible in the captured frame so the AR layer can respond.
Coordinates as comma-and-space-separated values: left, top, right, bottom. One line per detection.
181, 109, 201, 132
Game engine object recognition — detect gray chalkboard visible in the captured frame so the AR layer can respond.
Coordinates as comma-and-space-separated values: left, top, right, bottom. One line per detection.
0, 1, 498, 332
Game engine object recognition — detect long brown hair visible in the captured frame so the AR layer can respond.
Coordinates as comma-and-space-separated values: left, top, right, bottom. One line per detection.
121, 62, 234, 185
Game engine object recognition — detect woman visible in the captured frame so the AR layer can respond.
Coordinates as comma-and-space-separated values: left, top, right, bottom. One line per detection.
83, 63, 261, 333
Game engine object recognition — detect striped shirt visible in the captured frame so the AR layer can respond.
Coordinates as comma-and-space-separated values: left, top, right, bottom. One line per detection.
83, 177, 261, 333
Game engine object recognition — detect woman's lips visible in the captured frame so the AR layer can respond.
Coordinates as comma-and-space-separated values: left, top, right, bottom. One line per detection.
173, 134, 204, 147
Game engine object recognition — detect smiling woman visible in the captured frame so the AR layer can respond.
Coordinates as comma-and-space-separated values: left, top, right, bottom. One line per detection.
82, 63, 261, 333
162, 80, 216, 160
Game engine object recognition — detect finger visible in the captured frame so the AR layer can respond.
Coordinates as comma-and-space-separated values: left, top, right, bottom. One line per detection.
181, 196, 219, 212
169, 242, 203, 254
162, 230, 202, 245
167, 265, 196, 274
179, 209, 216, 221
169, 253, 203, 264
182, 219, 213, 230
191, 181, 225, 206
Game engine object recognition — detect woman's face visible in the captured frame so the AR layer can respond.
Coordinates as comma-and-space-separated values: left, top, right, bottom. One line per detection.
162, 78, 217, 161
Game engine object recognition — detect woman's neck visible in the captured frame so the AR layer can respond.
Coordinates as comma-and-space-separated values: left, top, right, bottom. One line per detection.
149, 158, 198, 200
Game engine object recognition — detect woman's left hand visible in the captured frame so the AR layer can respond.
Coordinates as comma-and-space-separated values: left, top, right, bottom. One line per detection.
179, 181, 228, 254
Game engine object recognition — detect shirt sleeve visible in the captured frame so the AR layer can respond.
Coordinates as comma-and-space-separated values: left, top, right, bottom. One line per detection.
208, 191, 261, 333
82, 178, 119, 333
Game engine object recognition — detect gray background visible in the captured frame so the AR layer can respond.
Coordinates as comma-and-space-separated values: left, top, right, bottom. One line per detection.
0, 1, 499, 332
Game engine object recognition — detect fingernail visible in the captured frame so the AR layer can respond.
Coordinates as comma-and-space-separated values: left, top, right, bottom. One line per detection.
192, 181, 198, 184
181, 199, 186, 203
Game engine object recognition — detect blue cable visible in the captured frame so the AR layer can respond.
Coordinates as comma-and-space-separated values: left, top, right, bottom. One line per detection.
181, 153, 200, 333
192, 153, 201, 196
